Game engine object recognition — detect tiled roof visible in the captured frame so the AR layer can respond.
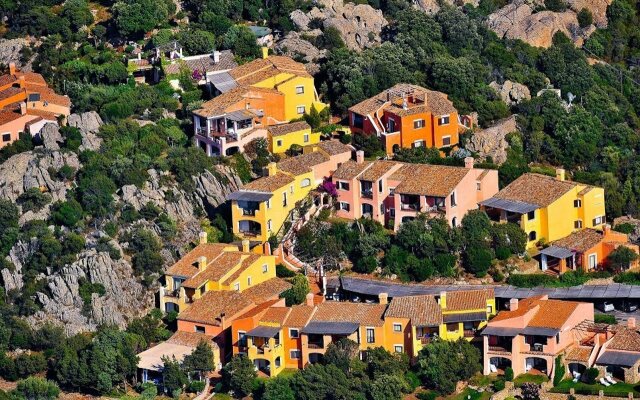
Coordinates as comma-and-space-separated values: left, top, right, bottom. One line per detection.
493, 173, 581, 208
501, 298, 580, 329
25, 85, 71, 108
0, 109, 22, 125
551, 229, 603, 253
242, 172, 295, 192
607, 327, 640, 352
16, 71, 47, 86
182, 252, 245, 289
394, 164, 471, 197
332, 160, 372, 180
0, 86, 24, 101
445, 289, 493, 311
314, 140, 352, 156
178, 278, 291, 325
26, 109, 58, 120
165, 243, 235, 278
565, 346, 592, 362
260, 307, 291, 325
349, 83, 456, 117
490, 296, 544, 322
163, 51, 237, 75
229, 56, 311, 86
194, 86, 283, 117
277, 152, 327, 175
267, 121, 310, 137
0, 74, 17, 87
311, 301, 386, 326
360, 160, 400, 182
166, 331, 218, 348
386, 295, 442, 327
220, 253, 262, 286
284, 305, 316, 327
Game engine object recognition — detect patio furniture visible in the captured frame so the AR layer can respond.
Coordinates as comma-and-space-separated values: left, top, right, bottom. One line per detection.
605, 375, 617, 385
490, 364, 497, 373
600, 378, 611, 387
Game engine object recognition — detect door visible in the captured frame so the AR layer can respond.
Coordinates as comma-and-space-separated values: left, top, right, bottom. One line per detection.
588, 254, 597, 269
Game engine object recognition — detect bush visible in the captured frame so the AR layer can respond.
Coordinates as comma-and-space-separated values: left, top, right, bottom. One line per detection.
417, 391, 438, 400
494, 379, 506, 391
614, 223, 635, 234
544, 0, 566, 11
340, 134, 352, 144
594, 314, 617, 324
553, 356, 565, 386
188, 380, 205, 393
276, 264, 296, 278
405, 371, 421, 391
495, 247, 511, 260
577, 8, 593, 28
584, 367, 599, 384
504, 367, 514, 381
614, 272, 640, 285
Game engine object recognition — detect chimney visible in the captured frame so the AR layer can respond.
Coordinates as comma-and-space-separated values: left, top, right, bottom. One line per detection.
402, 96, 408, 110
378, 292, 388, 305
213, 50, 221, 63
18, 75, 25, 88
556, 168, 565, 181
266, 162, 278, 176
509, 298, 519, 311
464, 157, 474, 169
356, 150, 365, 164
198, 256, 207, 271
603, 224, 611, 237
629, 317, 636, 329
199, 231, 207, 245
439, 291, 447, 309
262, 46, 269, 59
242, 239, 250, 253
9, 62, 16, 75
19, 102, 26, 116
386, 90, 391, 102
306, 292, 315, 306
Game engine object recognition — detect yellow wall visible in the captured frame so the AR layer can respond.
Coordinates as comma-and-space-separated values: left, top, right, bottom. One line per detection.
252, 72, 327, 122
268, 127, 320, 154
247, 326, 286, 377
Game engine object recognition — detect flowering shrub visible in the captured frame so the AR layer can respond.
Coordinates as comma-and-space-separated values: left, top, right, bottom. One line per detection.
319, 180, 338, 197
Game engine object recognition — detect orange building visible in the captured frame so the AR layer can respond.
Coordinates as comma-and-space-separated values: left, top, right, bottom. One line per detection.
348, 84, 462, 155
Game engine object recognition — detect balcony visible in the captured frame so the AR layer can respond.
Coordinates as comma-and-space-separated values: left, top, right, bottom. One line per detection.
488, 345, 512, 353
463, 330, 475, 338
528, 343, 544, 353
401, 202, 419, 211
308, 341, 324, 349
242, 208, 258, 216
360, 181, 373, 199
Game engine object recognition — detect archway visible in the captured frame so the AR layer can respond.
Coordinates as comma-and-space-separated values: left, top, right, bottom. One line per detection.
489, 357, 511, 374
309, 353, 324, 364
254, 359, 271, 376
165, 302, 179, 313
225, 146, 239, 156
525, 357, 548, 375
606, 365, 626, 382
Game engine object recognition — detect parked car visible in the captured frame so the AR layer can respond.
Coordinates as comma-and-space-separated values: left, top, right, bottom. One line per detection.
598, 301, 615, 312
621, 301, 638, 312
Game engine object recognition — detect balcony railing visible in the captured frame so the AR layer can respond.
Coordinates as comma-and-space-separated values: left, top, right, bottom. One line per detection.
361, 190, 373, 199
239, 230, 260, 237
463, 330, 475, 338
528, 343, 544, 352
401, 203, 419, 211
426, 205, 446, 213
420, 337, 432, 345
242, 208, 258, 216
308, 342, 324, 349
164, 288, 180, 298
488, 345, 511, 353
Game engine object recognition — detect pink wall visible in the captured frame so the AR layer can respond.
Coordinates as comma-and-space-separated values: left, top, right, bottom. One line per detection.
0, 114, 39, 148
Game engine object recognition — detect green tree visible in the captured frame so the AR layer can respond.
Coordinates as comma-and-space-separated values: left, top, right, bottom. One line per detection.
162, 356, 188, 395
577, 8, 593, 27
61, 0, 93, 30
221, 355, 256, 398
0, 199, 19, 256
223, 25, 261, 61
17, 188, 51, 213
113, 0, 174, 38
51, 199, 84, 227
323, 338, 359, 373
280, 275, 310, 306
177, 29, 216, 56
78, 174, 117, 219
89, 327, 142, 394
262, 377, 295, 400
182, 341, 215, 379
11, 377, 60, 400
607, 246, 639, 272
126, 309, 171, 345
415, 339, 481, 394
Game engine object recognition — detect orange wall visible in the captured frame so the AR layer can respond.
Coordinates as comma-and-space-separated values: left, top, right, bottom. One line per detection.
0, 114, 39, 148
396, 111, 434, 148
231, 316, 260, 355
431, 112, 459, 148
226, 91, 286, 126
0, 90, 27, 109
177, 320, 224, 337
282, 325, 303, 369
383, 316, 413, 356
26, 101, 70, 117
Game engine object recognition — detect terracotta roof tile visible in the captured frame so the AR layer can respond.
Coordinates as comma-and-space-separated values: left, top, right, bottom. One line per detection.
284, 305, 316, 327
349, 83, 456, 117
229, 56, 311, 86
167, 331, 218, 348
493, 173, 582, 208
0, 74, 17, 87
394, 164, 471, 197
260, 307, 291, 325
386, 295, 442, 327
182, 252, 245, 289
0, 86, 24, 101
242, 172, 295, 192
16, 71, 47, 86
445, 289, 493, 311
0, 109, 21, 125
267, 121, 310, 137
332, 160, 372, 180
311, 301, 386, 326
360, 160, 401, 182
277, 152, 328, 175
221, 253, 262, 286
163, 50, 237, 75
551, 229, 604, 253
165, 243, 236, 278
195, 86, 283, 117
608, 327, 640, 352
314, 140, 352, 156
565, 346, 592, 362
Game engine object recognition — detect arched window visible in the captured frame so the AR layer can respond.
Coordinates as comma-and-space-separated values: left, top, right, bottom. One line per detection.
301, 178, 311, 188
529, 231, 537, 241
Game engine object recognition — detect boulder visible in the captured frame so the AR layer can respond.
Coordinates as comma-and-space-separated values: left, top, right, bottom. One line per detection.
489, 80, 531, 106
40, 123, 64, 151
275, 32, 328, 74
415, 0, 479, 14
465, 115, 518, 164
67, 111, 104, 151
0, 38, 30, 70
567, 0, 611, 27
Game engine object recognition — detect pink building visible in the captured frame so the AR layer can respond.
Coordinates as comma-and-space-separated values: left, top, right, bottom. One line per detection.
331, 153, 498, 229
482, 296, 594, 378
0, 104, 58, 148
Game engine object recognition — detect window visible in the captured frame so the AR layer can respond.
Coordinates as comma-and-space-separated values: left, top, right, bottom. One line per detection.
296, 85, 304, 94
337, 181, 350, 191
452, 217, 457, 228
556, 333, 560, 344
234, 283, 240, 291
528, 231, 537, 241
289, 328, 299, 338
297, 105, 305, 114
339, 202, 350, 211
1, 133, 10, 143
366, 328, 375, 343
262, 264, 268, 273
589, 254, 597, 269
378, 180, 383, 193
593, 215, 605, 225
247, 276, 252, 286
438, 115, 450, 125
290, 350, 301, 359
442, 136, 451, 146
393, 323, 402, 332
275, 357, 281, 368
476, 182, 481, 191
527, 210, 535, 220
389, 187, 395, 195
487, 305, 493, 314
303, 133, 309, 143
394, 345, 403, 353
195, 325, 205, 333
574, 199, 582, 208
413, 119, 425, 129
390, 208, 395, 217
199, 286, 205, 296
238, 331, 247, 347
574, 220, 583, 229
283, 192, 287, 207
450, 191, 457, 207
413, 140, 425, 148
301, 178, 311, 188
267, 219, 272, 231
276, 139, 283, 147
266, 199, 271, 209
290, 185, 294, 194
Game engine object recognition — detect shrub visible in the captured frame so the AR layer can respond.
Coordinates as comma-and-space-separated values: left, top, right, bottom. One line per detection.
553, 356, 565, 386
340, 133, 352, 144
544, 0, 567, 11
614, 223, 635, 234
495, 246, 511, 260
417, 391, 437, 400
276, 264, 296, 278
187, 380, 205, 393
577, 8, 593, 28
594, 314, 617, 324
584, 367, 599, 384
405, 371, 421, 391
504, 367, 514, 381
614, 272, 640, 285
494, 379, 506, 391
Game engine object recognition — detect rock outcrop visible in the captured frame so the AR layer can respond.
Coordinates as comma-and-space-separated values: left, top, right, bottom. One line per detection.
414, 0, 478, 15
67, 111, 104, 151
466, 115, 518, 164
40, 123, 64, 151
290, 0, 387, 51
490, 80, 531, 106
275, 31, 327, 74
0, 38, 30, 70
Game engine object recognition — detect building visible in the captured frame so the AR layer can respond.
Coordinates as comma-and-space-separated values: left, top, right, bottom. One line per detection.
227, 140, 352, 243
332, 154, 498, 229
385, 289, 495, 357
480, 170, 606, 250
348, 83, 464, 155
482, 296, 594, 378
267, 121, 319, 154
159, 232, 277, 313
0, 63, 71, 147
538, 225, 639, 274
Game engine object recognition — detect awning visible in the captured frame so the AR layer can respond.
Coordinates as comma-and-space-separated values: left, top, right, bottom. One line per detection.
443, 312, 487, 323
522, 327, 559, 336
540, 246, 575, 259
227, 109, 257, 122
301, 321, 359, 335
597, 351, 640, 367
137, 342, 194, 371
480, 198, 539, 214
481, 326, 522, 336
226, 191, 272, 202
247, 325, 280, 339
209, 71, 237, 93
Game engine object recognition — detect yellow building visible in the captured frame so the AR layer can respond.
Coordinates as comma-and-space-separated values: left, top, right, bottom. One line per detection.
223, 50, 327, 122
245, 307, 291, 377
480, 169, 606, 249
267, 121, 320, 154
160, 232, 276, 313
384, 289, 496, 357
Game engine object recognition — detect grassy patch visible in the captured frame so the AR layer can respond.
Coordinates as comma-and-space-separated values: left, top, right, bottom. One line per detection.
446, 388, 491, 400
594, 313, 617, 324
469, 373, 497, 387
212, 394, 233, 400
277, 369, 299, 379
551, 379, 640, 397
513, 374, 549, 386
